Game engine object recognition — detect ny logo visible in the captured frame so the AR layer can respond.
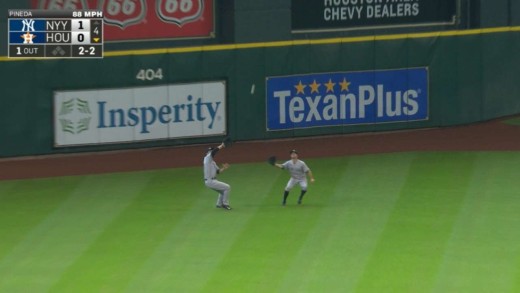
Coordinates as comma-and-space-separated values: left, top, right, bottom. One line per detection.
21, 19, 36, 32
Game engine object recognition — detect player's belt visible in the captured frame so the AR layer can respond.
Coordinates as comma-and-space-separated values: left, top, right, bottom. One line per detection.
204, 178, 216, 181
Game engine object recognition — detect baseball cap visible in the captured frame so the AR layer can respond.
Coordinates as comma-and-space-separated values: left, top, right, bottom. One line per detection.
289, 149, 298, 154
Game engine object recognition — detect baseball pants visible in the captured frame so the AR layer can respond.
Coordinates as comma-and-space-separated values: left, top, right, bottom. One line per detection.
285, 178, 307, 192
205, 179, 230, 206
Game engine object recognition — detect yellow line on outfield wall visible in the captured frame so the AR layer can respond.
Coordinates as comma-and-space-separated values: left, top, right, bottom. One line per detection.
1, 26, 519, 61
106, 26, 520, 56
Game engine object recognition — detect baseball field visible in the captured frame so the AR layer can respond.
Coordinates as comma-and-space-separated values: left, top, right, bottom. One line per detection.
1, 142, 520, 291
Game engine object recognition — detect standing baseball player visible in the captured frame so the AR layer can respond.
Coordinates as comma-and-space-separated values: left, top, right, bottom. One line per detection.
203, 142, 232, 210
274, 149, 315, 205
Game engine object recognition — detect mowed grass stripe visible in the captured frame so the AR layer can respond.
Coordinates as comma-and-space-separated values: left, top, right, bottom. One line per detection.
515, 251, 520, 292
356, 153, 477, 292
278, 153, 415, 292
0, 172, 152, 292
126, 163, 282, 292
433, 153, 520, 292
49, 169, 203, 292
0, 177, 82, 261
200, 157, 346, 292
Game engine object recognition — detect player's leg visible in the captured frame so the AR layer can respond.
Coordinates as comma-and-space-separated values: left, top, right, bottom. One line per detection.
283, 178, 297, 206
206, 182, 220, 206
206, 180, 230, 209
216, 192, 224, 207
210, 180, 231, 209
221, 182, 231, 208
297, 180, 308, 204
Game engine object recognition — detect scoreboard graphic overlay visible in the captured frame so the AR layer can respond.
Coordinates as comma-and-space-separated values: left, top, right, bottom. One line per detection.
8, 10, 103, 58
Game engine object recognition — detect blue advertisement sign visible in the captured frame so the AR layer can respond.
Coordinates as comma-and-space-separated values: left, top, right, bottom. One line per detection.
266, 67, 428, 131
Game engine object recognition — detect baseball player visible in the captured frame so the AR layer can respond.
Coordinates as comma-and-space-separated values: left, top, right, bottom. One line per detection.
274, 149, 315, 205
203, 142, 232, 210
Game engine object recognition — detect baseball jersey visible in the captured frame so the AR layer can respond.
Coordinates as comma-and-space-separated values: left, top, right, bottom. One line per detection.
282, 159, 310, 180
203, 148, 220, 180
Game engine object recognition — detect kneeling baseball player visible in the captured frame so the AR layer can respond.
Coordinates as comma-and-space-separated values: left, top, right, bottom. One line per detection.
203, 142, 232, 210
273, 149, 315, 206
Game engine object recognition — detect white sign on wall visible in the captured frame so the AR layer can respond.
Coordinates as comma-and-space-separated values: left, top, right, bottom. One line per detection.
54, 81, 226, 146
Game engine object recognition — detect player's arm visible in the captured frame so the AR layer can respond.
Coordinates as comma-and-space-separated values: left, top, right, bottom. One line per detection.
306, 169, 315, 183
303, 162, 315, 182
275, 163, 284, 169
211, 142, 226, 157
217, 163, 230, 174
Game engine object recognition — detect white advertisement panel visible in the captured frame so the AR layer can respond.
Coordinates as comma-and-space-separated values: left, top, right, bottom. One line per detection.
54, 81, 226, 146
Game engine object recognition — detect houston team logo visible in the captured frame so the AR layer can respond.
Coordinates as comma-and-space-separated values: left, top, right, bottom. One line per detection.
156, 0, 204, 26
21, 31, 37, 44
98, 0, 147, 28
34, 0, 89, 10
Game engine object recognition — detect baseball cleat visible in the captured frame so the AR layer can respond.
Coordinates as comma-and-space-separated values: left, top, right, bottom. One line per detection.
222, 205, 232, 210
297, 200, 302, 205
216, 205, 222, 208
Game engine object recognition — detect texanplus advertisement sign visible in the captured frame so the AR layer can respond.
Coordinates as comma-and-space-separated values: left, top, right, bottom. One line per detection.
266, 68, 428, 131
54, 81, 226, 146
31, 0, 214, 41
292, 0, 457, 32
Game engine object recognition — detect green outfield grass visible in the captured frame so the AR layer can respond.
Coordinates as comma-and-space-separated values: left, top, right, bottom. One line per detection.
0, 152, 519, 292
503, 117, 520, 126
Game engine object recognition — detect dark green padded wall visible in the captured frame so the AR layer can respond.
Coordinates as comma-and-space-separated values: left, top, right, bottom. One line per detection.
1, 30, 519, 157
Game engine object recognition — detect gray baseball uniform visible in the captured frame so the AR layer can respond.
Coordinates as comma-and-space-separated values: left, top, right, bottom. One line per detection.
203, 148, 230, 206
282, 159, 310, 191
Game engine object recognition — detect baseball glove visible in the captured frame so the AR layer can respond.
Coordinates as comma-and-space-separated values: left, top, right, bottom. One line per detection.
223, 136, 232, 147
267, 155, 277, 166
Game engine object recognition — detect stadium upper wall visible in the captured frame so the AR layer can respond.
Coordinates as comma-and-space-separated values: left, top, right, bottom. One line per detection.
1, 0, 519, 55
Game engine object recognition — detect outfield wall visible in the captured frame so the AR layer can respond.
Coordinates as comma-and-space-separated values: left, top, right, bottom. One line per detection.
1, 28, 519, 157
